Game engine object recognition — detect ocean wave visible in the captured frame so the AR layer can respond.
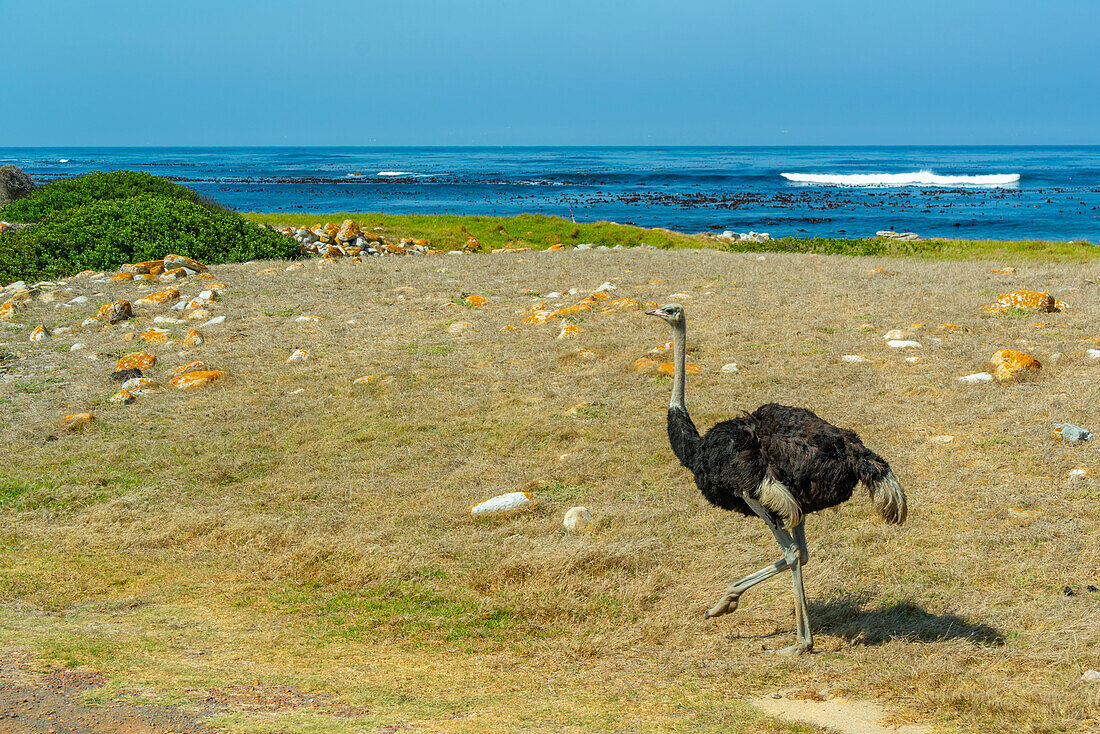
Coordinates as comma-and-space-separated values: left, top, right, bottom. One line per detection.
377, 171, 415, 177
780, 170, 1021, 187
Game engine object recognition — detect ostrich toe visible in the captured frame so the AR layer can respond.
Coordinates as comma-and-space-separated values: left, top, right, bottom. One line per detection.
705, 594, 740, 618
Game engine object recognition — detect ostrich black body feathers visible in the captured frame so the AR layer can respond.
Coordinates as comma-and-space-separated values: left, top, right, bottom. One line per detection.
668, 402, 895, 522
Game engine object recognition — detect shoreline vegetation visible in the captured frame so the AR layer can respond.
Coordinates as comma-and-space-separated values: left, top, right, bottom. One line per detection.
244, 211, 1100, 264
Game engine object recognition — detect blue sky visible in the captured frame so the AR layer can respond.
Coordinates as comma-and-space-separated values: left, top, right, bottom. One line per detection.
3, 0, 1098, 145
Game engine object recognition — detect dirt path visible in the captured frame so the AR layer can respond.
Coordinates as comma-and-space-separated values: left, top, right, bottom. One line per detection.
0, 656, 206, 734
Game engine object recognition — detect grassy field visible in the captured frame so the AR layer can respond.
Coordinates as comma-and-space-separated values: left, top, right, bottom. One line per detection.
243, 211, 1100, 263
1, 233, 1099, 732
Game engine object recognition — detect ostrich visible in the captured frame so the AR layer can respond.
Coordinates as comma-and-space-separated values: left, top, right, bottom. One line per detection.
646, 303, 907, 655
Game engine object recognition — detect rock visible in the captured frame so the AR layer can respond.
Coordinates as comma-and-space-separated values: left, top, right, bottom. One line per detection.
1053, 423, 1092, 443
876, 230, 920, 241
97, 300, 132, 324
984, 290, 1064, 313
201, 316, 226, 327
162, 254, 207, 273
286, 349, 311, 362
186, 307, 211, 321
70, 342, 85, 351
153, 316, 185, 325
930, 435, 955, 443
353, 375, 377, 384
1083, 670, 1100, 683
121, 261, 162, 275
1087, 349, 1100, 360
556, 320, 580, 339
295, 315, 318, 323
991, 349, 1041, 383
169, 369, 224, 390
632, 357, 658, 372
56, 412, 93, 433
470, 492, 532, 515
138, 328, 170, 344
448, 322, 471, 334
720, 362, 740, 373
0, 299, 22, 320
465, 295, 489, 307
336, 219, 361, 242
173, 361, 208, 376
0, 164, 35, 207
121, 377, 157, 391
29, 325, 48, 342
842, 355, 867, 363
186, 297, 207, 310
111, 272, 134, 282
658, 362, 702, 375
116, 351, 156, 372
887, 340, 921, 349
111, 368, 143, 383
883, 329, 908, 340
563, 506, 593, 533
80, 317, 99, 327
183, 328, 204, 346
957, 372, 994, 383
866, 267, 886, 275
110, 389, 136, 404
133, 288, 180, 308
158, 267, 188, 281
65, 295, 89, 306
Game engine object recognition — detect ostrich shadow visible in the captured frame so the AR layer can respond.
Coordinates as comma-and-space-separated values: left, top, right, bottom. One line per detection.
807, 591, 1005, 647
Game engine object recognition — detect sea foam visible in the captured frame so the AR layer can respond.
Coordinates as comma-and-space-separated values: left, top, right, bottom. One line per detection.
377, 171, 414, 177
781, 170, 1020, 187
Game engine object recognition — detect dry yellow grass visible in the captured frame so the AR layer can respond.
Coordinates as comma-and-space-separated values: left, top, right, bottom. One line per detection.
1, 248, 1099, 733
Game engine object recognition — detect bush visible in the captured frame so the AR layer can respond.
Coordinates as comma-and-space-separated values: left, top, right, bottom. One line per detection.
0, 170, 205, 222
0, 195, 299, 284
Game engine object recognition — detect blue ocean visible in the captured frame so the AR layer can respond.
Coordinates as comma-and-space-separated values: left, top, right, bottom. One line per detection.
3, 146, 1099, 241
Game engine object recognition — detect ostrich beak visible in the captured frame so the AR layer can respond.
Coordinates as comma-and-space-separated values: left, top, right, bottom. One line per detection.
645, 309, 661, 317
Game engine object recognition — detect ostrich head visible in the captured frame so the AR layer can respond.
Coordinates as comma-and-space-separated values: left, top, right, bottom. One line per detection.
645, 303, 685, 326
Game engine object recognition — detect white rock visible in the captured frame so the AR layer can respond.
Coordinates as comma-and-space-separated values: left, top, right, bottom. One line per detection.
905, 356, 921, 363
720, 362, 740, 373
448, 321, 470, 334
288, 388, 305, 395
286, 349, 311, 362
1083, 670, 1100, 683
153, 316, 186, 325
575, 244, 594, 251
80, 317, 98, 327
887, 340, 922, 349
470, 492, 532, 515
563, 506, 593, 533
295, 315, 319, 323
842, 355, 867, 363
1087, 349, 1100, 359
70, 342, 85, 351
186, 308, 211, 321
1068, 468, 1088, 480
545, 292, 562, 298
171, 300, 187, 311
958, 372, 994, 383
594, 282, 617, 292
198, 289, 215, 301
883, 329, 907, 340
756, 256, 766, 261
930, 435, 955, 443
65, 296, 88, 306
668, 293, 691, 300
201, 316, 226, 327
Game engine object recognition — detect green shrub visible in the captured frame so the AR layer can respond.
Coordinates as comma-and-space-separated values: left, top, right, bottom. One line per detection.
0, 195, 299, 284
0, 171, 206, 222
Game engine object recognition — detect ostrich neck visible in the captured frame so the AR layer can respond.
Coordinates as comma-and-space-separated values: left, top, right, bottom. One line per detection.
670, 319, 687, 410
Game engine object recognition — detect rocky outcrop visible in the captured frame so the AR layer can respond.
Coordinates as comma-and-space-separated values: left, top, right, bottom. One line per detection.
0, 165, 35, 207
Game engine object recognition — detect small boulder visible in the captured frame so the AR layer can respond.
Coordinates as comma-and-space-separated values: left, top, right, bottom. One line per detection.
286, 349, 311, 362
563, 506, 593, 533
110, 389, 136, 404
138, 327, 170, 343
183, 328, 204, 346
169, 370, 224, 390
984, 290, 1064, 314
29, 325, 48, 342
133, 288, 180, 307
121, 261, 163, 275
162, 254, 207, 273
991, 349, 1041, 383
121, 377, 157, 391
116, 351, 156, 372
97, 300, 133, 324
111, 368, 143, 383
470, 492, 532, 515
0, 165, 35, 207
56, 412, 94, 433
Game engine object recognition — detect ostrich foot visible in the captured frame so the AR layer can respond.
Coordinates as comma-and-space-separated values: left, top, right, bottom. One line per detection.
764, 641, 812, 656
705, 594, 740, 618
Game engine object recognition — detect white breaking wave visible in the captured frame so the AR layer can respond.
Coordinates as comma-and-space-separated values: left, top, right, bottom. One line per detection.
58, 158, 69, 163
377, 170, 414, 177
781, 170, 1020, 187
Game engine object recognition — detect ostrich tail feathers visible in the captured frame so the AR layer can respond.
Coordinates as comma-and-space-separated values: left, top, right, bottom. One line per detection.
868, 470, 907, 525
758, 476, 802, 530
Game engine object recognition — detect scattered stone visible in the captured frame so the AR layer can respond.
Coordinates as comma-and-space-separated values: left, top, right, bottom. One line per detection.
719, 230, 771, 242
29, 325, 48, 342
465, 295, 489, 307
563, 506, 593, 533
992, 267, 1017, 274
470, 492, 532, 515
353, 375, 377, 384
183, 328, 204, 346
110, 389, 136, 404
957, 372, 994, 384
930, 435, 955, 443
121, 377, 157, 391
201, 316, 226, 327
162, 253, 207, 273
1087, 349, 1100, 360
65, 295, 89, 306
556, 320, 580, 339
116, 351, 156, 372
173, 361, 208, 377
876, 230, 920, 241
632, 357, 658, 372
295, 315, 319, 323
658, 362, 703, 375
56, 412, 94, 433
111, 368, 143, 383
70, 342, 85, 351
905, 356, 921, 363
720, 362, 740, 373
287, 349, 311, 362
97, 300, 132, 324
1053, 423, 1092, 443
159, 267, 188, 281
1068, 468, 1088, 480
153, 316, 186, 325
186, 307, 211, 321
984, 290, 1065, 314
866, 267, 885, 275
133, 288, 181, 308
121, 261, 162, 275
1083, 670, 1100, 684
169, 370, 224, 390
991, 349, 1041, 383
841, 355, 867, 363
448, 321, 471, 334
138, 327, 170, 343
887, 340, 921, 349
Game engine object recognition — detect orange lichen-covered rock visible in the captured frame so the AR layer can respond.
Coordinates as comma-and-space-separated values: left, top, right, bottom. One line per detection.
163, 254, 207, 273
286, 349, 311, 362
866, 267, 886, 275
651, 341, 673, 353
658, 362, 703, 376
116, 351, 156, 372
169, 370, 224, 390
159, 267, 187, 281
29, 325, 48, 341
984, 290, 1062, 313
522, 311, 557, 325
110, 389, 136, 404
183, 328, 204, 346
563, 401, 592, 416
632, 357, 658, 372
336, 219, 361, 242
138, 328, 169, 343
353, 375, 377, 384
57, 412, 95, 432
608, 298, 643, 311
121, 261, 162, 275
548, 243, 567, 251
322, 222, 339, 240
0, 299, 21, 320
133, 288, 180, 307
112, 272, 134, 281
465, 295, 489, 307
991, 349, 1042, 383
556, 320, 581, 339
580, 292, 610, 304
322, 245, 346, 258
173, 361, 208, 376
97, 300, 132, 324
465, 236, 481, 251
554, 303, 591, 316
